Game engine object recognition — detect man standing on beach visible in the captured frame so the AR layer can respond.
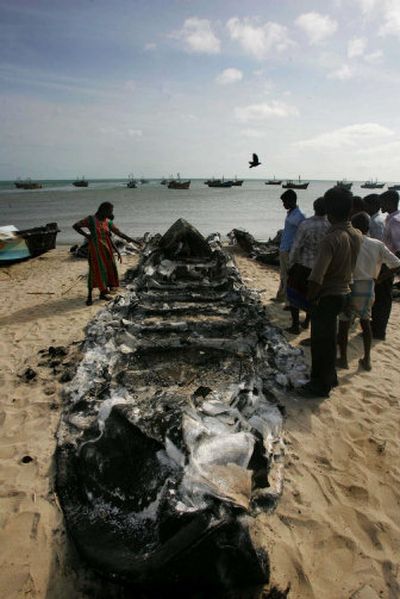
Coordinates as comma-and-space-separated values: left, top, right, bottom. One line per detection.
286, 197, 330, 334
337, 211, 400, 372
365, 192, 391, 340
275, 189, 305, 305
363, 194, 385, 240
369, 190, 400, 340
299, 186, 362, 398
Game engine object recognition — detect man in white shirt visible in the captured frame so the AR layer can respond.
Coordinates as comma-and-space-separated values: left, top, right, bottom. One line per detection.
370, 190, 400, 340
337, 212, 400, 371
382, 190, 400, 254
363, 194, 385, 241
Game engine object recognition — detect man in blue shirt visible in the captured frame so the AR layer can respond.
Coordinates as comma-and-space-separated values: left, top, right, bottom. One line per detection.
275, 189, 305, 304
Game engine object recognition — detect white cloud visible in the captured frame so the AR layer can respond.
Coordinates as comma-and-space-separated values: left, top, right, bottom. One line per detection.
295, 123, 394, 150
364, 49, 383, 63
235, 101, 299, 122
227, 17, 294, 59
328, 64, 354, 80
216, 68, 243, 85
379, 0, 400, 37
241, 128, 266, 138
171, 17, 221, 54
295, 12, 338, 45
127, 129, 143, 137
144, 43, 157, 51
354, 0, 377, 15
347, 37, 367, 58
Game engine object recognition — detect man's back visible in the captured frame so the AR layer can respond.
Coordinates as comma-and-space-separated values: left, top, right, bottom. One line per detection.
310, 222, 362, 297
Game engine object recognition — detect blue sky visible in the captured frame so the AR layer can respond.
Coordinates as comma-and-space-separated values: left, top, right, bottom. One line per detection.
1, 0, 400, 180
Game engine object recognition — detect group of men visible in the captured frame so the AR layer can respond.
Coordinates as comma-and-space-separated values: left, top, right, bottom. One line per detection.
275, 186, 400, 399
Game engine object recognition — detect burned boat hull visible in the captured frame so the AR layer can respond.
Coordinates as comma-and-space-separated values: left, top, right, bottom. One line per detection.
56, 219, 306, 590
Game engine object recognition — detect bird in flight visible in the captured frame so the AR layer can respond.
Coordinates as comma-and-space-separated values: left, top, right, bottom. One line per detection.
249, 153, 261, 168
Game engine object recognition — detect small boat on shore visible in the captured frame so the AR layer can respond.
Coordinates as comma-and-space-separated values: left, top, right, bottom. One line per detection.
14, 178, 42, 190
265, 177, 282, 185
73, 177, 89, 187
360, 179, 385, 189
0, 223, 59, 264
168, 174, 191, 189
337, 180, 352, 190
282, 176, 309, 190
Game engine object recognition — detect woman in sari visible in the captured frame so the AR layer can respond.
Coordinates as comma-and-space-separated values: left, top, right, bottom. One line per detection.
73, 202, 140, 305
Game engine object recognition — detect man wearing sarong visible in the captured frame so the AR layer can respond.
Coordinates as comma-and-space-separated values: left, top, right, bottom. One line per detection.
337, 212, 400, 372
274, 189, 305, 306
73, 202, 140, 305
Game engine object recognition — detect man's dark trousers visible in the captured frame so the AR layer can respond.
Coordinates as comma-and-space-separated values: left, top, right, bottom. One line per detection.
310, 295, 346, 395
371, 266, 394, 340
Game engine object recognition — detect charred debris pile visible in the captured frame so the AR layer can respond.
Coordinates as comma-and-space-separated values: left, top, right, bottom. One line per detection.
56, 219, 306, 594
228, 229, 281, 266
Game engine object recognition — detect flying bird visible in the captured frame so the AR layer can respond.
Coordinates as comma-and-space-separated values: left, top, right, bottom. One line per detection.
249, 153, 261, 168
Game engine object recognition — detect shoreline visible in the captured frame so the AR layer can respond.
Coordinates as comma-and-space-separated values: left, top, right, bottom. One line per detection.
0, 248, 399, 598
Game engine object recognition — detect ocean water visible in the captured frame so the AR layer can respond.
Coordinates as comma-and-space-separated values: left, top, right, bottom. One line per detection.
0, 178, 374, 246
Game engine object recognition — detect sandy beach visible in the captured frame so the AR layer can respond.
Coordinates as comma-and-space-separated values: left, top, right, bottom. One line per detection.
0, 246, 399, 598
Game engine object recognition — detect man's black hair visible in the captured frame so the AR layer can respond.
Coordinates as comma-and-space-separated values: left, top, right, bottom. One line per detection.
324, 186, 353, 220
351, 211, 370, 234
313, 197, 326, 216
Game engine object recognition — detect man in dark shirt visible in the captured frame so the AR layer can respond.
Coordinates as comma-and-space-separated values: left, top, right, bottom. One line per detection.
299, 186, 362, 398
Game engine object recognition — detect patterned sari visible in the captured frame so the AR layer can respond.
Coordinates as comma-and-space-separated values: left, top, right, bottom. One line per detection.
77, 215, 119, 291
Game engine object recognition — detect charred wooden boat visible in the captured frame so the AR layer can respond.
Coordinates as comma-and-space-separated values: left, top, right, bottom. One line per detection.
0, 223, 59, 264
56, 219, 306, 592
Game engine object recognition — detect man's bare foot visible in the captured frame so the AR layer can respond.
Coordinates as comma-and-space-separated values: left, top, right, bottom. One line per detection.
359, 357, 372, 371
336, 357, 349, 369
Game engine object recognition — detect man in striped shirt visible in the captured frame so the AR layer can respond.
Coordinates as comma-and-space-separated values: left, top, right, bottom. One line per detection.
286, 197, 330, 334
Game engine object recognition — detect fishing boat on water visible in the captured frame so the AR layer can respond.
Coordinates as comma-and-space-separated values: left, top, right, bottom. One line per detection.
265, 177, 282, 185
73, 177, 89, 187
360, 179, 385, 189
230, 176, 243, 186
205, 178, 233, 188
388, 184, 400, 191
0, 223, 59, 264
168, 173, 191, 189
127, 174, 137, 188
282, 176, 309, 190
14, 178, 43, 190
337, 180, 353, 190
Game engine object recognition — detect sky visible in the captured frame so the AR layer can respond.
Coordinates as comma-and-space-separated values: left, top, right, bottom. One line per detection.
1, 0, 400, 180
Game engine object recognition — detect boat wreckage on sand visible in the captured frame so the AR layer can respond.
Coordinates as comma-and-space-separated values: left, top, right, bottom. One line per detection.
228, 229, 281, 266
56, 219, 306, 594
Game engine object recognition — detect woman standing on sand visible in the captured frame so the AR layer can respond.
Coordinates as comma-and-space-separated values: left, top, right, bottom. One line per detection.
73, 201, 139, 305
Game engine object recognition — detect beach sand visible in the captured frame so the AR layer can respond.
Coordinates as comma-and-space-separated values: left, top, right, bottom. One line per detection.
0, 247, 399, 598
